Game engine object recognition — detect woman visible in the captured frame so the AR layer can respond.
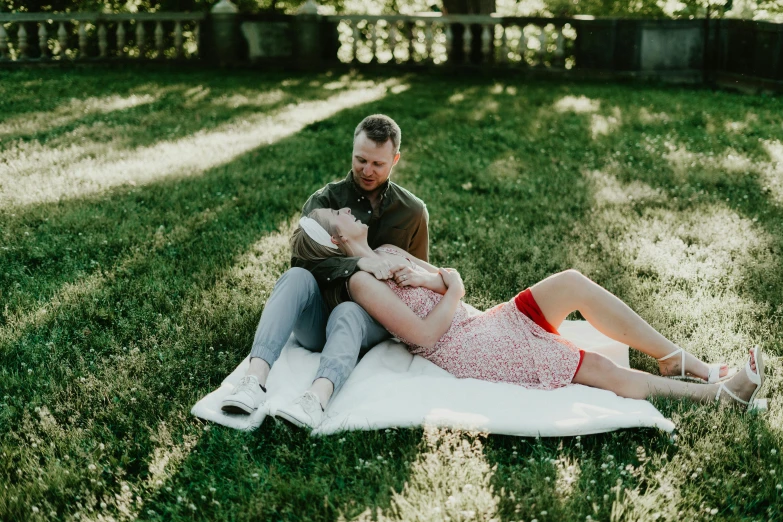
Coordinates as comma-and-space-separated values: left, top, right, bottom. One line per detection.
290, 207, 765, 410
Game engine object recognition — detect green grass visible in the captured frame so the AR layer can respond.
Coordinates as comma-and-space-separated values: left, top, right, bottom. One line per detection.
1, 67, 781, 521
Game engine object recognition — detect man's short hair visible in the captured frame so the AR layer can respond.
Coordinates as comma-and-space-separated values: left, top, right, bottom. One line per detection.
354, 114, 401, 154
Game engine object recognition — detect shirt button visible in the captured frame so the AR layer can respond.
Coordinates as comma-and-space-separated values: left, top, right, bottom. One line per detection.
327, 278, 331, 281
357, 198, 360, 201
344, 270, 348, 274
367, 210, 371, 214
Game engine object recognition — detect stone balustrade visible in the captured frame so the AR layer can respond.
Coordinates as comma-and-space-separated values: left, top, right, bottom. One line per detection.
0, 12, 205, 61
326, 14, 576, 69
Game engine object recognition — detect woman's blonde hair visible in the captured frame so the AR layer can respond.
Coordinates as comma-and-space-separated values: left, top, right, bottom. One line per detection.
290, 209, 347, 309
290, 209, 345, 265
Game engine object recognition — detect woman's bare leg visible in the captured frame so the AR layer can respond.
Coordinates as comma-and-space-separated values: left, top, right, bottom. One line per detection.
530, 270, 728, 381
574, 351, 757, 403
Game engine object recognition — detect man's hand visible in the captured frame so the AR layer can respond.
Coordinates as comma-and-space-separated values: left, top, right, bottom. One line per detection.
357, 257, 407, 280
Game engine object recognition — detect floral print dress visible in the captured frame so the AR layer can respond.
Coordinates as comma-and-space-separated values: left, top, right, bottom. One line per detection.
376, 247, 583, 389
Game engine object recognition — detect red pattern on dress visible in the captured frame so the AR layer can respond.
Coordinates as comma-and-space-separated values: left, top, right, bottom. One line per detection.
377, 247, 582, 390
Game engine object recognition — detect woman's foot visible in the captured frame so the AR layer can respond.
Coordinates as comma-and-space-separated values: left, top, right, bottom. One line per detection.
714, 348, 761, 408
657, 348, 731, 383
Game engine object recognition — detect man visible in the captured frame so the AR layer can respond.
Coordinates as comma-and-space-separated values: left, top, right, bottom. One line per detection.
221, 114, 429, 428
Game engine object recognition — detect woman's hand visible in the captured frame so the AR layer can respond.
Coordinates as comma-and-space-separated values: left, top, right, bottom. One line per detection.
392, 265, 428, 288
439, 268, 464, 298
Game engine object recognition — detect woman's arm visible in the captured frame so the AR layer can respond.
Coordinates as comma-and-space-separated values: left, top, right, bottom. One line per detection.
348, 271, 463, 349
379, 244, 447, 294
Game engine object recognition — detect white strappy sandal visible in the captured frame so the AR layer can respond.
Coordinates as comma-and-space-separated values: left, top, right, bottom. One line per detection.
657, 348, 737, 384
714, 345, 766, 412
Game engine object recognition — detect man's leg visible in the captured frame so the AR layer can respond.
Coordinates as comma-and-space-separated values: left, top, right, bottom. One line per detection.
247, 267, 327, 386
222, 268, 327, 414
309, 301, 391, 407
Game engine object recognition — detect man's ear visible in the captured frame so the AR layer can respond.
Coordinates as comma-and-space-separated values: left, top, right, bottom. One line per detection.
331, 236, 340, 246
392, 151, 401, 166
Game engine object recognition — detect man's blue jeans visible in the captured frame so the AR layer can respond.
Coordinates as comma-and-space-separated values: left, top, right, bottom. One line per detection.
249, 267, 390, 396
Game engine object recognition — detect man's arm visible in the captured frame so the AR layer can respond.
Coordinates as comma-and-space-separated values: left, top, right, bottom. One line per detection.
407, 204, 429, 262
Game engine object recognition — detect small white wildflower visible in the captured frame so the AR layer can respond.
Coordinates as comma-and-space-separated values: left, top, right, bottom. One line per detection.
252, 473, 259, 478
541, 510, 548, 515
697, 467, 703, 473
772, 449, 777, 455
99, 443, 105, 450
201, 495, 206, 501
545, 477, 551, 482
776, 484, 781, 490
188, 503, 196, 511
339, 438, 346, 443
204, 425, 210, 432
603, 494, 609, 501
771, 470, 776, 475
88, 464, 96, 471
32, 507, 39, 514
590, 480, 596, 484
691, 473, 698, 479
28, 369, 33, 374
710, 508, 718, 515
601, 463, 608, 469
100, 502, 107, 509
209, 487, 216, 493
122, 484, 130, 492
31, 442, 37, 448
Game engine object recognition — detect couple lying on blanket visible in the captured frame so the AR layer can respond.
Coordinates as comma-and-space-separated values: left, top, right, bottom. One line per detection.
221, 114, 765, 429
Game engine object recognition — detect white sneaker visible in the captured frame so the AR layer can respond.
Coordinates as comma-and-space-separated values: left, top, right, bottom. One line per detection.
275, 391, 324, 429
221, 375, 266, 414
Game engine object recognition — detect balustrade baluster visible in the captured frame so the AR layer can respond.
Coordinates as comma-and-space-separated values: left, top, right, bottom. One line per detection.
136, 21, 146, 57
370, 22, 376, 63
500, 25, 508, 64
425, 21, 433, 62
444, 22, 453, 60
462, 23, 472, 63
116, 22, 126, 57
174, 21, 183, 58
194, 22, 200, 57
352, 22, 359, 63
555, 28, 564, 66
481, 24, 490, 61
38, 23, 48, 59
18, 23, 29, 59
155, 21, 164, 58
0, 24, 8, 60
98, 23, 107, 58
537, 29, 546, 65
78, 22, 88, 58
406, 22, 414, 63
57, 22, 68, 58
388, 23, 397, 63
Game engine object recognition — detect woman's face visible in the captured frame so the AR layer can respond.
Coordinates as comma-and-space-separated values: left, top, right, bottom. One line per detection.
314, 207, 366, 242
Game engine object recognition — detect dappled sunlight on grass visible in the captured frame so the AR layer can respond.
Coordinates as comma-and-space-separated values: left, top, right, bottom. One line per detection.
553, 95, 600, 114
571, 166, 778, 373
0, 92, 159, 140
590, 107, 622, 139
761, 139, 783, 204
210, 89, 286, 108
347, 428, 499, 522
0, 78, 406, 209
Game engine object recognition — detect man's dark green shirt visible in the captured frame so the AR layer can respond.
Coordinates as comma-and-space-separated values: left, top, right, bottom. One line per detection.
292, 171, 429, 302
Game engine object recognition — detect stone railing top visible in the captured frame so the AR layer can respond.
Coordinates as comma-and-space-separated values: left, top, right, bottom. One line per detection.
324, 13, 583, 25
0, 12, 206, 22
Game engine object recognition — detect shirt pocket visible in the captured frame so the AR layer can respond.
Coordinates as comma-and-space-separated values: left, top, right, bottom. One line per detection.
384, 226, 409, 249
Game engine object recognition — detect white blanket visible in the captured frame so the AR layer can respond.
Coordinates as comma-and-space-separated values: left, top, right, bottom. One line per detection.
191, 320, 675, 436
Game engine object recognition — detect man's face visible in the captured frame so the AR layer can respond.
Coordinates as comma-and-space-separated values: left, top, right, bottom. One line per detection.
351, 131, 400, 194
